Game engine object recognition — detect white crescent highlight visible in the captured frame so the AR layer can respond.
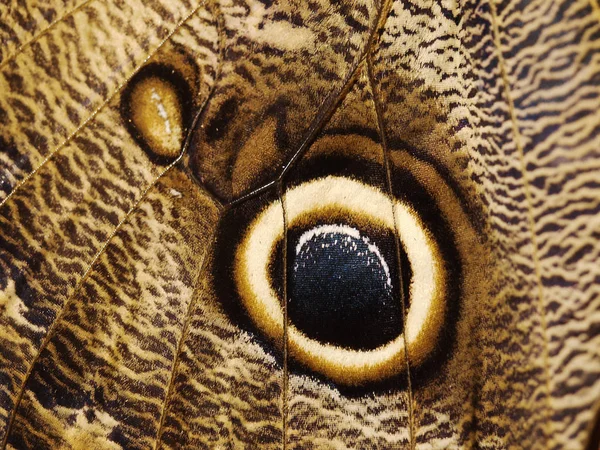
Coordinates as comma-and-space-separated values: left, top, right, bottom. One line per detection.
234, 176, 446, 385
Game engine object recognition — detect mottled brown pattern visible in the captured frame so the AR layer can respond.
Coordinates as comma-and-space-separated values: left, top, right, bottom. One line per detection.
9, 169, 219, 449
0, 0, 599, 449
185, 0, 388, 202
0, 3, 220, 445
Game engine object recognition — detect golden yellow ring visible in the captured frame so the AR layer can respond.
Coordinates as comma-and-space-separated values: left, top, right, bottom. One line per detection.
234, 176, 446, 385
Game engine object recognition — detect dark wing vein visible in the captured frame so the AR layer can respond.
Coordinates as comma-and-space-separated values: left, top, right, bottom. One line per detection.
0, 1, 206, 210
366, 53, 415, 449
488, 0, 554, 440
269, 2, 395, 447
152, 6, 227, 445
1, 1, 208, 445
278, 180, 289, 450
228, 0, 395, 208
0, 0, 98, 70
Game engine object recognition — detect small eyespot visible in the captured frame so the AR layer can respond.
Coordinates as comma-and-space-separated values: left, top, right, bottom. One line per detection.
121, 64, 193, 165
234, 176, 448, 386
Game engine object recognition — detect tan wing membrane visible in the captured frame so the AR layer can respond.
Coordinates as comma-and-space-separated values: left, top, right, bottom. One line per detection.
0, 3, 221, 447
1, 0, 599, 448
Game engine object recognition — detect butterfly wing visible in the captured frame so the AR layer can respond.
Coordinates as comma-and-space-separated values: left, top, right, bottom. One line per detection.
1, 0, 599, 449
0, 1, 221, 446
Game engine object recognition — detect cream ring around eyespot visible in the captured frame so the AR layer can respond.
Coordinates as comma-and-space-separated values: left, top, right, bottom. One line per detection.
234, 176, 445, 385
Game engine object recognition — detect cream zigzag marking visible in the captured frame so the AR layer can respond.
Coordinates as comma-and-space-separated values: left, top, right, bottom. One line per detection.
1, 159, 181, 448
0, 0, 98, 70
590, 0, 600, 21
489, 0, 554, 444
0, 0, 207, 210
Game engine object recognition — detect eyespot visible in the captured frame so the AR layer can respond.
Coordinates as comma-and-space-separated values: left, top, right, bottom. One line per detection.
234, 176, 448, 386
121, 64, 194, 165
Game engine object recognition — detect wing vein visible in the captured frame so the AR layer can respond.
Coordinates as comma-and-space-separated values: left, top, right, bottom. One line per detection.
1, 158, 182, 448
278, 180, 289, 450
152, 3, 227, 446
0, 0, 206, 210
0, 0, 98, 70
489, 0, 554, 443
366, 54, 415, 450
151, 223, 219, 450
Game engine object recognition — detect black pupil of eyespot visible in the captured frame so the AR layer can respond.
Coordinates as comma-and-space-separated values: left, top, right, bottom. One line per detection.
288, 226, 404, 351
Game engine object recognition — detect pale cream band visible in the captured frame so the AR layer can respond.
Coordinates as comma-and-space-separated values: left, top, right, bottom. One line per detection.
234, 176, 445, 385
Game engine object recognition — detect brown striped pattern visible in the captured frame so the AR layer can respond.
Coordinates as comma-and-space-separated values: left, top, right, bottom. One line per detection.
0, 0, 599, 448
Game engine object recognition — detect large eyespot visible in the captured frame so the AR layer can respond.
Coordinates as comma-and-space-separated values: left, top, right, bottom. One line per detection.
234, 176, 448, 386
